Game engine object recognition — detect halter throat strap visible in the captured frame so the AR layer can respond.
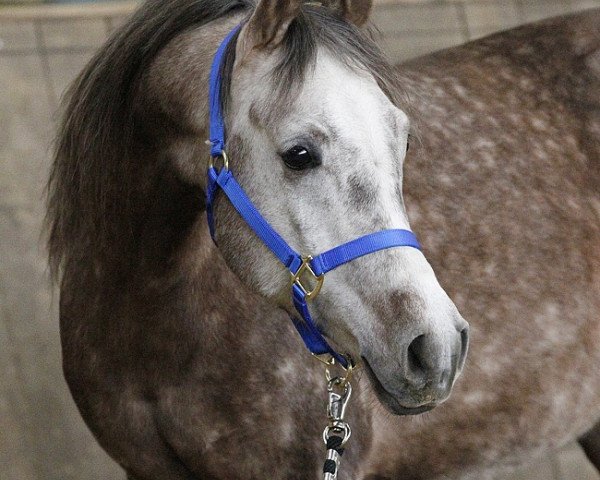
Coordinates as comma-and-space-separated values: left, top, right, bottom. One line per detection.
206, 26, 422, 368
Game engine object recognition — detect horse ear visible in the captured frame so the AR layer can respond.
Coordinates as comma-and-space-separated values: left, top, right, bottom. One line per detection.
241, 0, 304, 53
324, 0, 374, 26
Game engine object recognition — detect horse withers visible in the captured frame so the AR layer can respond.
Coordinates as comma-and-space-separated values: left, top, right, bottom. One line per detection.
47, 0, 600, 479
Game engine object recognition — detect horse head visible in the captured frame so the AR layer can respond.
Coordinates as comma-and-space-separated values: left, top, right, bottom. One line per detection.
210, 0, 469, 414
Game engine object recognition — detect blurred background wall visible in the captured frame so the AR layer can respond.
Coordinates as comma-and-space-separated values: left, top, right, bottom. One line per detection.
1, 1, 599, 479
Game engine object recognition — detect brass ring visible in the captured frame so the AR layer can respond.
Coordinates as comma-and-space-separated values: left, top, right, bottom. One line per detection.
209, 150, 229, 171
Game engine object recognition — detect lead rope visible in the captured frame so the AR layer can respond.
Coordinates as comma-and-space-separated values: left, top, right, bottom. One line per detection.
320, 357, 355, 480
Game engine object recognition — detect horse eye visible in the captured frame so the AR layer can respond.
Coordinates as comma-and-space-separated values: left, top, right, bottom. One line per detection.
282, 145, 320, 170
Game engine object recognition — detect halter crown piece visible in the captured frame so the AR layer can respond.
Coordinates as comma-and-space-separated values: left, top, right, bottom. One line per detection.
206, 25, 422, 369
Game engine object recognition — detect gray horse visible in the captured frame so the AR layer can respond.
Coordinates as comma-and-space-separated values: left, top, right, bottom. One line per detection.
46, 0, 600, 478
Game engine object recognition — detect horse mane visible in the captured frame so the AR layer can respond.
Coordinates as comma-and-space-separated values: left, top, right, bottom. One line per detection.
46, 0, 404, 281
47, 0, 256, 280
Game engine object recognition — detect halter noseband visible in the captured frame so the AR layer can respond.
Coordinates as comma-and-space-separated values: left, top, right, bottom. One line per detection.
206, 25, 422, 369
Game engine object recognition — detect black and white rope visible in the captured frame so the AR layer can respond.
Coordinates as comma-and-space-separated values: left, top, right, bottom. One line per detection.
323, 434, 345, 480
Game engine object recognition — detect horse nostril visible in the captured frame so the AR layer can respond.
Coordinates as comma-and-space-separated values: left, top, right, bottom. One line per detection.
407, 334, 428, 378
405, 327, 468, 393
458, 326, 469, 369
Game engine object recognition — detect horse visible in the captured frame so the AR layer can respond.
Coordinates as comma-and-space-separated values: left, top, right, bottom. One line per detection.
46, 0, 600, 479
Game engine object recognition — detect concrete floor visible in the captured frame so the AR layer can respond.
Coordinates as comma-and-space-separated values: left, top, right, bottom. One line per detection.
0, 1, 599, 479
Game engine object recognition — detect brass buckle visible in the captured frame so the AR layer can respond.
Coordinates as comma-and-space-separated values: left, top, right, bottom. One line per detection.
291, 255, 324, 301
312, 353, 336, 367
209, 151, 229, 171
317, 354, 357, 387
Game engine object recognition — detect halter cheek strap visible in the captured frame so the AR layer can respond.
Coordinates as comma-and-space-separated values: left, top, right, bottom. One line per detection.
206, 26, 422, 368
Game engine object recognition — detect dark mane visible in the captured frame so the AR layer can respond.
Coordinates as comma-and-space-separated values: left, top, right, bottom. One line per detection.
47, 0, 255, 279
47, 0, 403, 280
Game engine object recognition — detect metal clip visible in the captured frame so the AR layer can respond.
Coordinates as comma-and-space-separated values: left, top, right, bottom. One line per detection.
323, 378, 352, 446
327, 379, 351, 425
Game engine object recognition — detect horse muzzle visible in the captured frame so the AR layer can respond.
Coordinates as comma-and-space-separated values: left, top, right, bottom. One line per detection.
362, 320, 469, 416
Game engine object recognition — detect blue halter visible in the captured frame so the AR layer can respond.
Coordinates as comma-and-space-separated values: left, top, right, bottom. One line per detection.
206, 26, 422, 368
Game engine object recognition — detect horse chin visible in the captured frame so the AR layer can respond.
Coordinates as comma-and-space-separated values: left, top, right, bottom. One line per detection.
362, 357, 438, 416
